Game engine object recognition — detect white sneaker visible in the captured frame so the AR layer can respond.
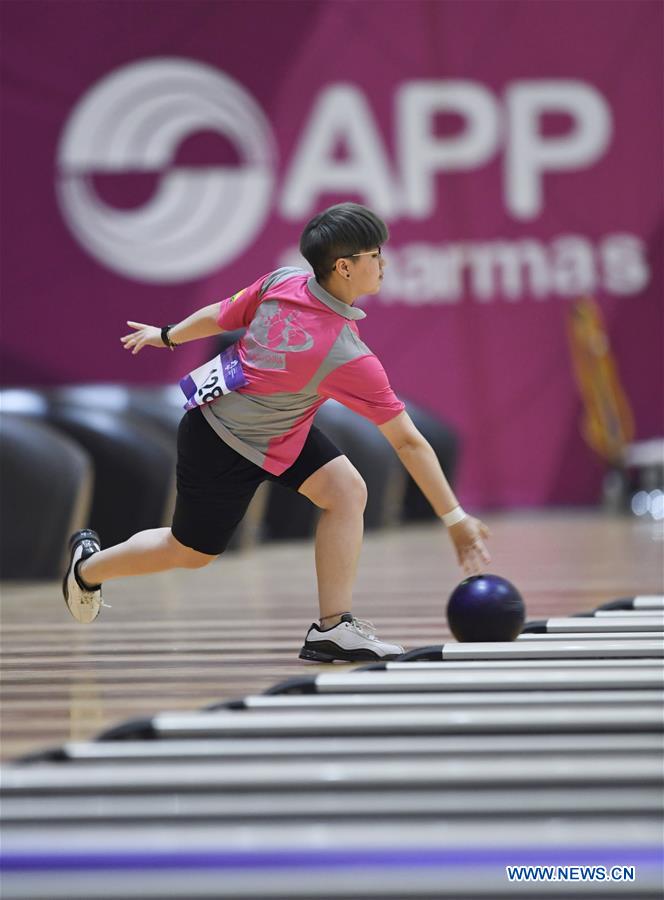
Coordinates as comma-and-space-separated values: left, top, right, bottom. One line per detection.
299, 614, 404, 663
62, 529, 103, 624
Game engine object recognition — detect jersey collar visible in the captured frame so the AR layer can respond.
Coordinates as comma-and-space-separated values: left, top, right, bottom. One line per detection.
307, 277, 367, 320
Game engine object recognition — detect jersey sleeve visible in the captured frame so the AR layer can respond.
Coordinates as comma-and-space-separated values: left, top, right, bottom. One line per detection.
318, 354, 405, 425
216, 272, 270, 331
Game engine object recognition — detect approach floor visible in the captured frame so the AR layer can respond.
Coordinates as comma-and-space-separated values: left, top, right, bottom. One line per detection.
1, 511, 661, 760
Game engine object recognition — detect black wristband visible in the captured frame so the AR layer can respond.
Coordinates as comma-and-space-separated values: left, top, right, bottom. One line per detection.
161, 325, 178, 350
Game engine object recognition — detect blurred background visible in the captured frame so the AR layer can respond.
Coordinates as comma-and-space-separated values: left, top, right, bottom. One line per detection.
1, 0, 662, 579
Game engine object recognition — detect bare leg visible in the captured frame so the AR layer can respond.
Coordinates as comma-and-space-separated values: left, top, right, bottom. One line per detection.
298, 456, 367, 624
79, 527, 216, 585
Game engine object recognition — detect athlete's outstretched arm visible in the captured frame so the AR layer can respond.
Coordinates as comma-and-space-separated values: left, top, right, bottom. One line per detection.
379, 411, 491, 575
120, 302, 224, 354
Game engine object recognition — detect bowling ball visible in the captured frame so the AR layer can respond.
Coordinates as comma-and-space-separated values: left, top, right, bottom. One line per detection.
447, 574, 525, 642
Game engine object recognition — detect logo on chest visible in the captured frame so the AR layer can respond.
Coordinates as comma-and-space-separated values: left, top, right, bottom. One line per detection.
244, 301, 315, 370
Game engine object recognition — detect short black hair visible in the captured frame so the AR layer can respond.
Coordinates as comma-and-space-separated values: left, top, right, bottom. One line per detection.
299, 203, 389, 281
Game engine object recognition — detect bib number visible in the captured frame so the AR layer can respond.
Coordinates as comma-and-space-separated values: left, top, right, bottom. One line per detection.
180, 343, 248, 410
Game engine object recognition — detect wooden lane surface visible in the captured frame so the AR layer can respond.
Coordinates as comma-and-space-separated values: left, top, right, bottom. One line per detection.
1, 512, 662, 761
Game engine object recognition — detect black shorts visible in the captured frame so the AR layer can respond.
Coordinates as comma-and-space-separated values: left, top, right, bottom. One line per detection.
172, 407, 342, 555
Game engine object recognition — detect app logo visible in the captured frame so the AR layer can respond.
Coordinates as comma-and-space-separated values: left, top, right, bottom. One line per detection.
56, 58, 276, 283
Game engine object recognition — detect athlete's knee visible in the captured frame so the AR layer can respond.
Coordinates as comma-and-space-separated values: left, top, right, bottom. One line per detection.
321, 464, 367, 513
168, 534, 217, 569
339, 468, 368, 513
300, 456, 367, 513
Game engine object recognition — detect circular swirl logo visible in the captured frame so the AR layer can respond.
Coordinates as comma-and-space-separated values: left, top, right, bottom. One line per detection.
56, 58, 276, 282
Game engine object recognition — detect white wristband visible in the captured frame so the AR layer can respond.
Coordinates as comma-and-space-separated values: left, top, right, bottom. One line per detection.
441, 506, 467, 527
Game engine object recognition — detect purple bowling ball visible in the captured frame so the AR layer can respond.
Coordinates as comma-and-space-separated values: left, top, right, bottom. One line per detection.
447, 574, 525, 642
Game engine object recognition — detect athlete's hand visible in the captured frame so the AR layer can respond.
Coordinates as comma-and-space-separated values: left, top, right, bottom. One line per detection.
448, 515, 491, 576
120, 322, 164, 355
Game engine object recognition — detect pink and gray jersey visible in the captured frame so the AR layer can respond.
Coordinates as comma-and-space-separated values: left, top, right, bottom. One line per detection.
201, 267, 405, 475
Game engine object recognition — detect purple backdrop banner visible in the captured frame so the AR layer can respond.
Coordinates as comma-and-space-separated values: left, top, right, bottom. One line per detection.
1, 0, 662, 507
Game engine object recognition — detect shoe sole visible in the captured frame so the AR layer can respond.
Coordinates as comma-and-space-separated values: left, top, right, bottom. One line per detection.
299, 645, 402, 663
62, 531, 101, 625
